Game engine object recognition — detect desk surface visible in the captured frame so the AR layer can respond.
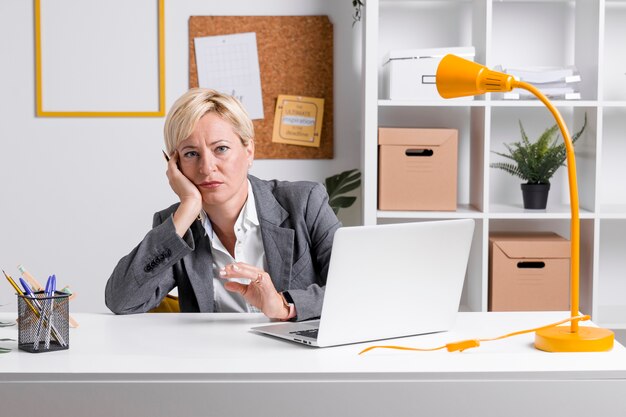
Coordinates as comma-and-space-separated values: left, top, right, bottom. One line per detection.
2, 311, 626, 417
2, 311, 626, 381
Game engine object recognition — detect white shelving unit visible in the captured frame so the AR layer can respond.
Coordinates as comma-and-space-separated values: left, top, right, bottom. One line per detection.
361, 0, 626, 328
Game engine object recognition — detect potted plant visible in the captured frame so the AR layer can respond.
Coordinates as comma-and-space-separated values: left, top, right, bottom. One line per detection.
490, 114, 587, 209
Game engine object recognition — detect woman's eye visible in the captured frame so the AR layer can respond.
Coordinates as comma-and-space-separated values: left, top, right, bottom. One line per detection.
215, 146, 229, 154
183, 151, 199, 158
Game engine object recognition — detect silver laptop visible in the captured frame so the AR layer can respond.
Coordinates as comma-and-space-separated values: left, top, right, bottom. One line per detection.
251, 219, 475, 347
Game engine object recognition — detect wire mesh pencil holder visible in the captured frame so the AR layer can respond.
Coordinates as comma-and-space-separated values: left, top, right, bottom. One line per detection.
18, 291, 70, 353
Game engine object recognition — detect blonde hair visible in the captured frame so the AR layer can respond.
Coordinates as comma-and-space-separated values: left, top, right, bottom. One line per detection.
164, 88, 254, 153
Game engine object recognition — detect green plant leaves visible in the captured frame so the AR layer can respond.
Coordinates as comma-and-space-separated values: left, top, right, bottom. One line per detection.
325, 169, 361, 215
328, 196, 357, 214
0, 338, 15, 354
490, 113, 587, 184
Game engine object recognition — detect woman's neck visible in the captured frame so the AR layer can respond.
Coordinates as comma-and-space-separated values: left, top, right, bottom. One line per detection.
204, 187, 248, 257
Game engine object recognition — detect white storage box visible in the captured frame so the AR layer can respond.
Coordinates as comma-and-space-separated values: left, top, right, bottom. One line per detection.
382, 46, 475, 100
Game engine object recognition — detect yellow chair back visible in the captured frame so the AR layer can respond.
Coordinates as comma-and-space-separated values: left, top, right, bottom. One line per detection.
149, 294, 180, 313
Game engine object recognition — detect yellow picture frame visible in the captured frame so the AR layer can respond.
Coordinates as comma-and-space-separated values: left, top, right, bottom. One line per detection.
34, 0, 165, 117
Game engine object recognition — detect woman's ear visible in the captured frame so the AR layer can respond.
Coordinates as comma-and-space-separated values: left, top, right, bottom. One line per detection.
247, 139, 255, 167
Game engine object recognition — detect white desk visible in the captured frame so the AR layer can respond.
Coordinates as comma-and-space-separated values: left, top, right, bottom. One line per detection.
1, 312, 626, 417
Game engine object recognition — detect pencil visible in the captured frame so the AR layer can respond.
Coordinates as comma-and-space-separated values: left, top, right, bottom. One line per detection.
3, 270, 38, 315
162, 149, 170, 161
17, 264, 43, 291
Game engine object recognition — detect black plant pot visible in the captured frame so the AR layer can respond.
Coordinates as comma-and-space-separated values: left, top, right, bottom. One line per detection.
521, 183, 550, 209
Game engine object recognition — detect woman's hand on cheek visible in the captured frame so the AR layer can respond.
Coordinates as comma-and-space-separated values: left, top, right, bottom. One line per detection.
167, 151, 202, 236
166, 151, 201, 205
220, 263, 290, 320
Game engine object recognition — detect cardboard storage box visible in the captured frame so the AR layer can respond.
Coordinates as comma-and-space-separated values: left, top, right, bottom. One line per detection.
382, 46, 475, 100
489, 232, 570, 312
378, 128, 457, 211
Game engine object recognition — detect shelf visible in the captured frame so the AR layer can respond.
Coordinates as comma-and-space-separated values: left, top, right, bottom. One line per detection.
492, 0, 577, 3
378, 99, 485, 107
488, 204, 594, 219
376, 204, 597, 220
601, 101, 626, 108
599, 205, 626, 219
489, 100, 598, 108
379, 99, 599, 108
380, 0, 473, 3
377, 204, 483, 219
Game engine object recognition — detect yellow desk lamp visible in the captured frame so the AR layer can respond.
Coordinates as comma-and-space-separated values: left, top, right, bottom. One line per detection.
436, 54, 613, 352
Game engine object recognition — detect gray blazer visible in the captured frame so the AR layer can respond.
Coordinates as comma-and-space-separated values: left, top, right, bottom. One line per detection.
105, 175, 341, 321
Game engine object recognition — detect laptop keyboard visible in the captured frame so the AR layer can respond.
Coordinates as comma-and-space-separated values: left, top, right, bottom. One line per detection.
289, 328, 319, 339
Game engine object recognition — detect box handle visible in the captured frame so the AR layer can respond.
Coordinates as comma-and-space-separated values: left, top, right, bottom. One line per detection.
517, 261, 545, 269
405, 149, 434, 157
422, 75, 436, 85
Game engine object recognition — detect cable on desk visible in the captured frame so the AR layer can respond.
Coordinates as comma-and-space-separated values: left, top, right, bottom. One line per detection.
358, 315, 591, 355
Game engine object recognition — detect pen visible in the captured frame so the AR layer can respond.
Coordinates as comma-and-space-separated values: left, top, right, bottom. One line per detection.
34, 275, 54, 350
33, 277, 50, 350
162, 149, 170, 162
44, 275, 56, 349
19, 277, 33, 295
19, 277, 47, 333
19, 277, 44, 312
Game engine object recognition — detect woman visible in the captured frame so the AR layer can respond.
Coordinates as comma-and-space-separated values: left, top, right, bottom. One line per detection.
105, 88, 341, 321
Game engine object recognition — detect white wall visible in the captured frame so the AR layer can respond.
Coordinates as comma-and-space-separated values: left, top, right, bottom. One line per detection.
0, 0, 363, 313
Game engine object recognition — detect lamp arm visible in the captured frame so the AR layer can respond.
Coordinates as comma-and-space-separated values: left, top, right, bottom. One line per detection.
514, 80, 580, 333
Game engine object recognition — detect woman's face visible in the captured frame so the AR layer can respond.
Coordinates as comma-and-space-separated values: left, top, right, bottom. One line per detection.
177, 112, 254, 210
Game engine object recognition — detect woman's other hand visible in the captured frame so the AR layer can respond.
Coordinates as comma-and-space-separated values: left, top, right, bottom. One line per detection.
166, 151, 202, 236
219, 262, 292, 320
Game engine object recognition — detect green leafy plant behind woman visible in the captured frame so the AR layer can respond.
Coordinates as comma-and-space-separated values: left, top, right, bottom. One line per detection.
490, 113, 587, 185
324, 169, 361, 215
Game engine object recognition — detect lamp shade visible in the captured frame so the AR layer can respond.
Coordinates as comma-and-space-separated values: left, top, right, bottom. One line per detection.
436, 54, 516, 98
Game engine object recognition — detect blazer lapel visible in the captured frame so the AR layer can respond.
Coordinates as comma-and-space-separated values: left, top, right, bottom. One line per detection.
183, 219, 215, 312
260, 223, 294, 292
250, 176, 294, 292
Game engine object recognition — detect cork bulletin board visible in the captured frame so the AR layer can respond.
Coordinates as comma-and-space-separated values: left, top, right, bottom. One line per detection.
189, 16, 333, 159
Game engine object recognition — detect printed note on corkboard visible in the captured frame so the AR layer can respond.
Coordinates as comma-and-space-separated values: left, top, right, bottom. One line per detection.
189, 16, 333, 159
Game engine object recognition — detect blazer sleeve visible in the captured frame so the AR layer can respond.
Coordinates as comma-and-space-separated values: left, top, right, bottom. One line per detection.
287, 183, 341, 321
104, 212, 195, 314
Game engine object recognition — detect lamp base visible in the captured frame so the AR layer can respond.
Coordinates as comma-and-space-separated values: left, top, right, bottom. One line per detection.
535, 326, 614, 352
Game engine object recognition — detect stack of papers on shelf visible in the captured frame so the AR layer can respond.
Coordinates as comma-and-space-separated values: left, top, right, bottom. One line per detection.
495, 66, 581, 100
